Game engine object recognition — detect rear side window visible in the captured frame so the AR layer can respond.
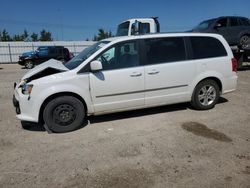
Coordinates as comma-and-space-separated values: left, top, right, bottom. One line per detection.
216, 18, 228, 27
190, 37, 227, 59
230, 18, 239, 26
144, 37, 186, 65
239, 18, 250, 26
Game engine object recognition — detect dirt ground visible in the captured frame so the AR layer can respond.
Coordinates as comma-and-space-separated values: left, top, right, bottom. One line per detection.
0, 64, 250, 188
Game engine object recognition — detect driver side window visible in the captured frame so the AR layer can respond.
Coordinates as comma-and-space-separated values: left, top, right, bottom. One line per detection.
96, 41, 139, 71
97, 47, 115, 70
216, 18, 228, 27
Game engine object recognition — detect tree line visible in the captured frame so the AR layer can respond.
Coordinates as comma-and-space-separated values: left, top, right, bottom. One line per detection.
92, 29, 113, 41
0, 28, 113, 42
0, 29, 53, 41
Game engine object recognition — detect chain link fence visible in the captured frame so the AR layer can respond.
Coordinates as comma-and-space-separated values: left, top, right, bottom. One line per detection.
0, 41, 95, 63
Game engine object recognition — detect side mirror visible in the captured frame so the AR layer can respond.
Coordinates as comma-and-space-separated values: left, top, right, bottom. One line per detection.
90, 60, 103, 71
131, 20, 139, 35
214, 23, 222, 29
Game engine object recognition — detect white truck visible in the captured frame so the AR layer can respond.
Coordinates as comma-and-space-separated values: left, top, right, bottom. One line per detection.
116, 17, 250, 68
116, 17, 160, 36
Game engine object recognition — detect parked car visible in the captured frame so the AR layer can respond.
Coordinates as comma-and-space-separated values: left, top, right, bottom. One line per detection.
18, 46, 71, 69
13, 33, 238, 133
192, 16, 250, 46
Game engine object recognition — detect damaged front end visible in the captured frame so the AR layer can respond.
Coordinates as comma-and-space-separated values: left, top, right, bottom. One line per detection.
19, 59, 69, 85
16, 59, 69, 97
22, 67, 66, 84
16, 59, 69, 104
13, 59, 69, 117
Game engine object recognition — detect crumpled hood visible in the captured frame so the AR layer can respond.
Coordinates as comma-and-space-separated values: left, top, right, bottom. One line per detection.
22, 59, 69, 80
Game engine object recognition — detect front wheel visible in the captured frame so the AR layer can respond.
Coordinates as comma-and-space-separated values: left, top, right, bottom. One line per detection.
191, 80, 220, 110
24, 61, 34, 69
43, 96, 86, 133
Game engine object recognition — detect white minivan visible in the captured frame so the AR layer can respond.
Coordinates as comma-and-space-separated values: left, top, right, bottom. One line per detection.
13, 33, 238, 133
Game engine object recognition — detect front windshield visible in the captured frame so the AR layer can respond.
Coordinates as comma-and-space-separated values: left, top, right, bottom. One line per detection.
116, 21, 130, 36
194, 19, 215, 30
64, 41, 110, 70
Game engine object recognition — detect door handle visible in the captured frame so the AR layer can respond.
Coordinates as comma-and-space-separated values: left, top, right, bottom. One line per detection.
148, 70, 159, 75
130, 72, 142, 77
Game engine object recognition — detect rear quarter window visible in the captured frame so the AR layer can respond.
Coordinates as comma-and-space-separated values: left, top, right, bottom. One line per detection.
239, 18, 250, 26
190, 36, 227, 59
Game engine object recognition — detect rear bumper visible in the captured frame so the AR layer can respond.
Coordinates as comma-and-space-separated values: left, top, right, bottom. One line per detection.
222, 75, 238, 94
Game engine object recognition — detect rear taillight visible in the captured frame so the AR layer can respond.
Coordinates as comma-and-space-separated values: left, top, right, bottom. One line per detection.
231, 58, 237, 72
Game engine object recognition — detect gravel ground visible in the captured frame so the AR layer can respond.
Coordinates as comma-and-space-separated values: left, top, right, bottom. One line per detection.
0, 64, 250, 188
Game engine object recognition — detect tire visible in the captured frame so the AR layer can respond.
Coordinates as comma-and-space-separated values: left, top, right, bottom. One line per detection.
191, 79, 220, 110
240, 35, 250, 46
24, 61, 34, 69
43, 96, 85, 133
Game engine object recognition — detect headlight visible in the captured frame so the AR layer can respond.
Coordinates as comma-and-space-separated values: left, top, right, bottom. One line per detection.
22, 84, 33, 95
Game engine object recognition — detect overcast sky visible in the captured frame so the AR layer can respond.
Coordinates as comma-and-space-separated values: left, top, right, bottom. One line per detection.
1, 0, 250, 41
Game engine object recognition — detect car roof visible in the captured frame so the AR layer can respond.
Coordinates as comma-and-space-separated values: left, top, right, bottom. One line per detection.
102, 32, 224, 43
218, 16, 249, 19
38, 46, 64, 48
205, 16, 249, 21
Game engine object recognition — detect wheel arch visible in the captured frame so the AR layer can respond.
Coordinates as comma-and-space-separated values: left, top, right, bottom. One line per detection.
38, 92, 88, 123
240, 33, 250, 38
194, 77, 222, 93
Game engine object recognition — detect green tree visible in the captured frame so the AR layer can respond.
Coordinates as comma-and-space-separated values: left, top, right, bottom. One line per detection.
93, 29, 113, 41
31, 32, 38, 41
39, 29, 53, 41
1, 29, 12, 41
13, 34, 23, 41
22, 29, 29, 41
11, 30, 28, 41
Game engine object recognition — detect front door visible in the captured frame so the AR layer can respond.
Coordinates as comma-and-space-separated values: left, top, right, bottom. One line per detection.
89, 40, 145, 113
213, 18, 231, 43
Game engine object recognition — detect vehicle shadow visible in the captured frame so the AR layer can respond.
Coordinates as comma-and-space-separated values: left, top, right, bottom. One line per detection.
88, 102, 189, 124
89, 97, 228, 124
218, 97, 228, 104
21, 121, 46, 132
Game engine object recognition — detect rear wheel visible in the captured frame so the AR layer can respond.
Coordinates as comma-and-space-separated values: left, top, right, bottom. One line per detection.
240, 35, 250, 46
191, 80, 220, 110
24, 61, 34, 69
43, 96, 86, 133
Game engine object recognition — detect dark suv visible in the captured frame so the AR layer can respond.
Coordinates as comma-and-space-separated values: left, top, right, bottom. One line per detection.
192, 16, 250, 46
18, 46, 71, 69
